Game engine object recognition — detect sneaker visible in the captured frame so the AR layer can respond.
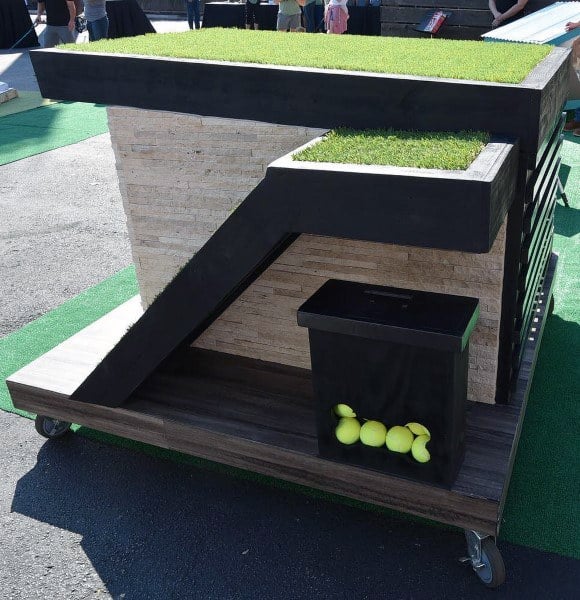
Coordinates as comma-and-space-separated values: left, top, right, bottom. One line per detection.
564, 120, 580, 131
574, 128, 580, 137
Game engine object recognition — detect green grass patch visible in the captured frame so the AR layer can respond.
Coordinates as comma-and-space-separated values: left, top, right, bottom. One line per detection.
0, 266, 138, 419
0, 101, 108, 166
293, 128, 489, 170
63, 29, 550, 84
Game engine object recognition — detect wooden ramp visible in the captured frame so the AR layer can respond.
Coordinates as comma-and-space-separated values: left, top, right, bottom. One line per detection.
6, 255, 557, 537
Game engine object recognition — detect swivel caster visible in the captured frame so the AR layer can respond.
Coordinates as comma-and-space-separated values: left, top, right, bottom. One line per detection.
34, 415, 71, 439
460, 530, 506, 588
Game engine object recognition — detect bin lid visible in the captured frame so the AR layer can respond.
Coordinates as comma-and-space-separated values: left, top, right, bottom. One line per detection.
297, 280, 479, 352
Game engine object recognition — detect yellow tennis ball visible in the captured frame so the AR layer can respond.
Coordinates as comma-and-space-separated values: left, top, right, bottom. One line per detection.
335, 417, 361, 445
385, 425, 414, 453
405, 422, 431, 438
411, 435, 431, 463
334, 404, 356, 418
359, 420, 387, 447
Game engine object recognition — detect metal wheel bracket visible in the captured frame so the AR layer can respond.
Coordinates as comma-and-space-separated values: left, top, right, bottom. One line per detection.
459, 530, 490, 571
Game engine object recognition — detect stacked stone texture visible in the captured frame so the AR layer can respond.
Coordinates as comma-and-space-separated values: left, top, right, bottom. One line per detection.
108, 106, 506, 404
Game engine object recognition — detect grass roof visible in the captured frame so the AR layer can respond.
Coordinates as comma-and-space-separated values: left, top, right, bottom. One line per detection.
292, 129, 490, 170
65, 29, 550, 84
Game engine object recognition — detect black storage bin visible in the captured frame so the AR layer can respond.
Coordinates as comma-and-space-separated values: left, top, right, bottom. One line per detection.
297, 279, 479, 487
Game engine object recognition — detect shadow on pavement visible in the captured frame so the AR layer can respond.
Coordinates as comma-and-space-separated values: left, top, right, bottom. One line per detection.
11, 434, 580, 599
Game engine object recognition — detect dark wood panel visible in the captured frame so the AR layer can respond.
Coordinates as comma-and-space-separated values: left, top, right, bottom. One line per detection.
515, 232, 553, 352
381, 6, 492, 27
385, 0, 488, 9
519, 219, 554, 295
535, 112, 567, 169
515, 237, 552, 363
495, 112, 561, 403
530, 143, 561, 209
162, 418, 499, 534
522, 187, 556, 265
524, 159, 559, 237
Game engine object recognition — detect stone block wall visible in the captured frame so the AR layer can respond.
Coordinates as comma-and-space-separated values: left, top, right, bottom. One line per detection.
108, 106, 505, 404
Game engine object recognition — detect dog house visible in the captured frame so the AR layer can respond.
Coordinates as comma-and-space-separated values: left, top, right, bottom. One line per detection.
7, 37, 569, 588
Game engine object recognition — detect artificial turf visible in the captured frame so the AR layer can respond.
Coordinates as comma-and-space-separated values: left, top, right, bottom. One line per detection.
0, 91, 56, 119
63, 28, 551, 84
293, 129, 489, 170
1, 141, 578, 560
0, 101, 108, 166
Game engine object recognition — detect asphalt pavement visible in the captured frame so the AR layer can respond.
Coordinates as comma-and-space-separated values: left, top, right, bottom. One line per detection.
1, 23, 580, 600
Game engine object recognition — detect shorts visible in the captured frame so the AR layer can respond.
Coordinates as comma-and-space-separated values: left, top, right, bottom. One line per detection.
277, 12, 301, 30
246, 1, 259, 25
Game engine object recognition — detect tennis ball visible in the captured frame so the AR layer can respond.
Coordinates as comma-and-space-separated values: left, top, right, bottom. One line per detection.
335, 417, 361, 445
359, 420, 387, 447
385, 425, 414, 453
411, 435, 431, 463
334, 404, 356, 418
405, 422, 431, 438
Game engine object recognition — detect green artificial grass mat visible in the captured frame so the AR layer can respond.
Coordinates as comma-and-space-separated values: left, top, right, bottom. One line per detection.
1, 141, 578, 558
0, 101, 108, 166
0, 91, 57, 118
293, 129, 489, 170
64, 29, 550, 84
0, 265, 138, 420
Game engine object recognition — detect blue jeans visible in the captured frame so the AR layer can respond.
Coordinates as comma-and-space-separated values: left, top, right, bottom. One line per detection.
87, 15, 109, 41
303, 2, 324, 32
186, 0, 201, 29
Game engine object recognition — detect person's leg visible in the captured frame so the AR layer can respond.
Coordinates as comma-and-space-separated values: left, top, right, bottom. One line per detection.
288, 13, 301, 31
303, 2, 315, 32
315, 3, 325, 31
88, 15, 108, 41
58, 25, 76, 44
42, 26, 61, 48
277, 12, 290, 31
193, 0, 200, 29
324, 6, 333, 33
251, 2, 259, 29
46, 25, 75, 46
186, 1, 194, 29
245, 1, 255, 29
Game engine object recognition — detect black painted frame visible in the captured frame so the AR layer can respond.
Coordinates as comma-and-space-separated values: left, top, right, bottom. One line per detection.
29, 47, 570, 166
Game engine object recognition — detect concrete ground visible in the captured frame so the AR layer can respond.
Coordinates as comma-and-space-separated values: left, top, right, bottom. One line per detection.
1, 25, 580, 600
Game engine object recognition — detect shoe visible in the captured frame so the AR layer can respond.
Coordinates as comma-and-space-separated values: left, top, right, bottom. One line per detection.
564, 120, 580, 131
573, 128, 580, 137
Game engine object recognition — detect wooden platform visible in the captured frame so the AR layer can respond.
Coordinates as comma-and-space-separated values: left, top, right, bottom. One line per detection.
7, 255, 558, 537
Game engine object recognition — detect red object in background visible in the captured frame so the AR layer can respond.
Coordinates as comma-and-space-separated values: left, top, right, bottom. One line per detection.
415, 9, 452, 35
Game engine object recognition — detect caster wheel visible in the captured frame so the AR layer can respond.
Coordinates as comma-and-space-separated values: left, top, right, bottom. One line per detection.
475, 538, 506, 589
34, 415, 71, 439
